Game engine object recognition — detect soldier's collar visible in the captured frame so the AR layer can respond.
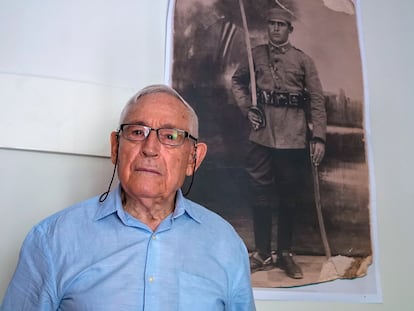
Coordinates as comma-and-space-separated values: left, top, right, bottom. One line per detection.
268, 40, 291, 54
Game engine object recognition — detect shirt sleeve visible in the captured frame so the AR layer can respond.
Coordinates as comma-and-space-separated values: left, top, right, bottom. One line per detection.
228, 239, 256, 311
303, 54, 327, 142
1, 226, 58, 311
231, 58, 253, 117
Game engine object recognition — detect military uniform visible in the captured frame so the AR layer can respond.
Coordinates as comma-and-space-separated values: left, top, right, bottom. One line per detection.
232, 42, 326, 148
232, 31, 326, 278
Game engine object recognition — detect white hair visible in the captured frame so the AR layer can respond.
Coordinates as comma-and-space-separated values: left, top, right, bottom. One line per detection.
119, 84, 199, 137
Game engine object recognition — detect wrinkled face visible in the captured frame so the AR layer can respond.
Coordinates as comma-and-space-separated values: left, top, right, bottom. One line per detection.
111, 92, 197, 202
267, 19, 292, 45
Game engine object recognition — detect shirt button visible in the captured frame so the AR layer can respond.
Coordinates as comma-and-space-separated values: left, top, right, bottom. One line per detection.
152, 235, 157, 240
148, 276, 154, 282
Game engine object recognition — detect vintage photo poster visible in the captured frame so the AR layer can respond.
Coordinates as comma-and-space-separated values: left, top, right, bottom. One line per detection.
166, 0, 378, 296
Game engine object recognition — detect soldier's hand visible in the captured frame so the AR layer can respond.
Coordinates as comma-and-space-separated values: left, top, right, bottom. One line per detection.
247, 110, 263, 130
311, 141, 325, 166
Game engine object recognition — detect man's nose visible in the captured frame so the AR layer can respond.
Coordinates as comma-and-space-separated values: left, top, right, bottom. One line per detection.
141, 130, 160, 157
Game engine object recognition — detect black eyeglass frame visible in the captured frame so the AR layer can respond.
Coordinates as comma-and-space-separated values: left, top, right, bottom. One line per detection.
118, 123, 198, 146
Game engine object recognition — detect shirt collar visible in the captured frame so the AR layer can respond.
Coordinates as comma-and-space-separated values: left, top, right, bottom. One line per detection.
94, 184, 123, 221
269, 41, 292, 54
94, 184, 202, 224
173, 189, 202, 223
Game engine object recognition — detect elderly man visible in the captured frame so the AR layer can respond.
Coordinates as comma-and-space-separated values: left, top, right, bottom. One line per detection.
1, 85, 255, 310
232, 7, 327, 279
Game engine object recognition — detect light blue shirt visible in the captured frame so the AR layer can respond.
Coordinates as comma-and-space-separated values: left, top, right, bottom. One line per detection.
1, 185, 255, 311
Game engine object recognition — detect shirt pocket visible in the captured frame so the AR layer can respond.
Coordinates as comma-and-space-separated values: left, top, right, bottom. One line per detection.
285, 68, 305, 88
178, 270, 226, 311
255, 63, 275, 90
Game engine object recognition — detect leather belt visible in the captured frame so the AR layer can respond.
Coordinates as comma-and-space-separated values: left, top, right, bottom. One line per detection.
257, 90, 308, 108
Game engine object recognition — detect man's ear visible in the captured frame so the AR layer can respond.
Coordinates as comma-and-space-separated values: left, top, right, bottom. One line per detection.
186, 142, 207, 176
110, 131, 119, 164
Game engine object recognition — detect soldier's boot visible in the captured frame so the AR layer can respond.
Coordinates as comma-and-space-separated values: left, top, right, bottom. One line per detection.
275, 251, 303, 279
250, 251, 273, 273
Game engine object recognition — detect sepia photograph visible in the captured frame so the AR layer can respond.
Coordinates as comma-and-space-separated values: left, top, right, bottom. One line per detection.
167, 0, 372, 288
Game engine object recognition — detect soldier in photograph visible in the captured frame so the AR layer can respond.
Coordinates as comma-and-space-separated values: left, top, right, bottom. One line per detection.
232, 6, 327, 279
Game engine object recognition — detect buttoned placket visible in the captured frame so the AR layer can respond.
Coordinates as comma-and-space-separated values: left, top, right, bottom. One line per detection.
147, 234, 157, 281
268, 46, 286, 90
141, 231, 161, 311
142, 214, 176, 311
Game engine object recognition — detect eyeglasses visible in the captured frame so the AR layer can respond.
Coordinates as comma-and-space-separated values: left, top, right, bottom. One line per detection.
118, 124, 198, 146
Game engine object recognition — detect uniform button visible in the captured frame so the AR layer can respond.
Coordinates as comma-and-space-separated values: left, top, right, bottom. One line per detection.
148, 276, 154, 282
152, 235, 157, 240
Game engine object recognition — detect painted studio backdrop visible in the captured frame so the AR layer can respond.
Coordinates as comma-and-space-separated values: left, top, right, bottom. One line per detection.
167, 0, 373, 288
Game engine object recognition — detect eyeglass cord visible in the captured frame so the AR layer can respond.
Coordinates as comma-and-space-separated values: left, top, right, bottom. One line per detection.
182, 159, 197, 197
99, 153, 118, 203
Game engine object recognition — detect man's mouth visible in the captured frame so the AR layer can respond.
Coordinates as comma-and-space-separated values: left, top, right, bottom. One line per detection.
135, 167, 161, 175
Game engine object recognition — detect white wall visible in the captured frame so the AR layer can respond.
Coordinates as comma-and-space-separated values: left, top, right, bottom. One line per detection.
1, 0, 414, 310
0, 0, 166, 156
